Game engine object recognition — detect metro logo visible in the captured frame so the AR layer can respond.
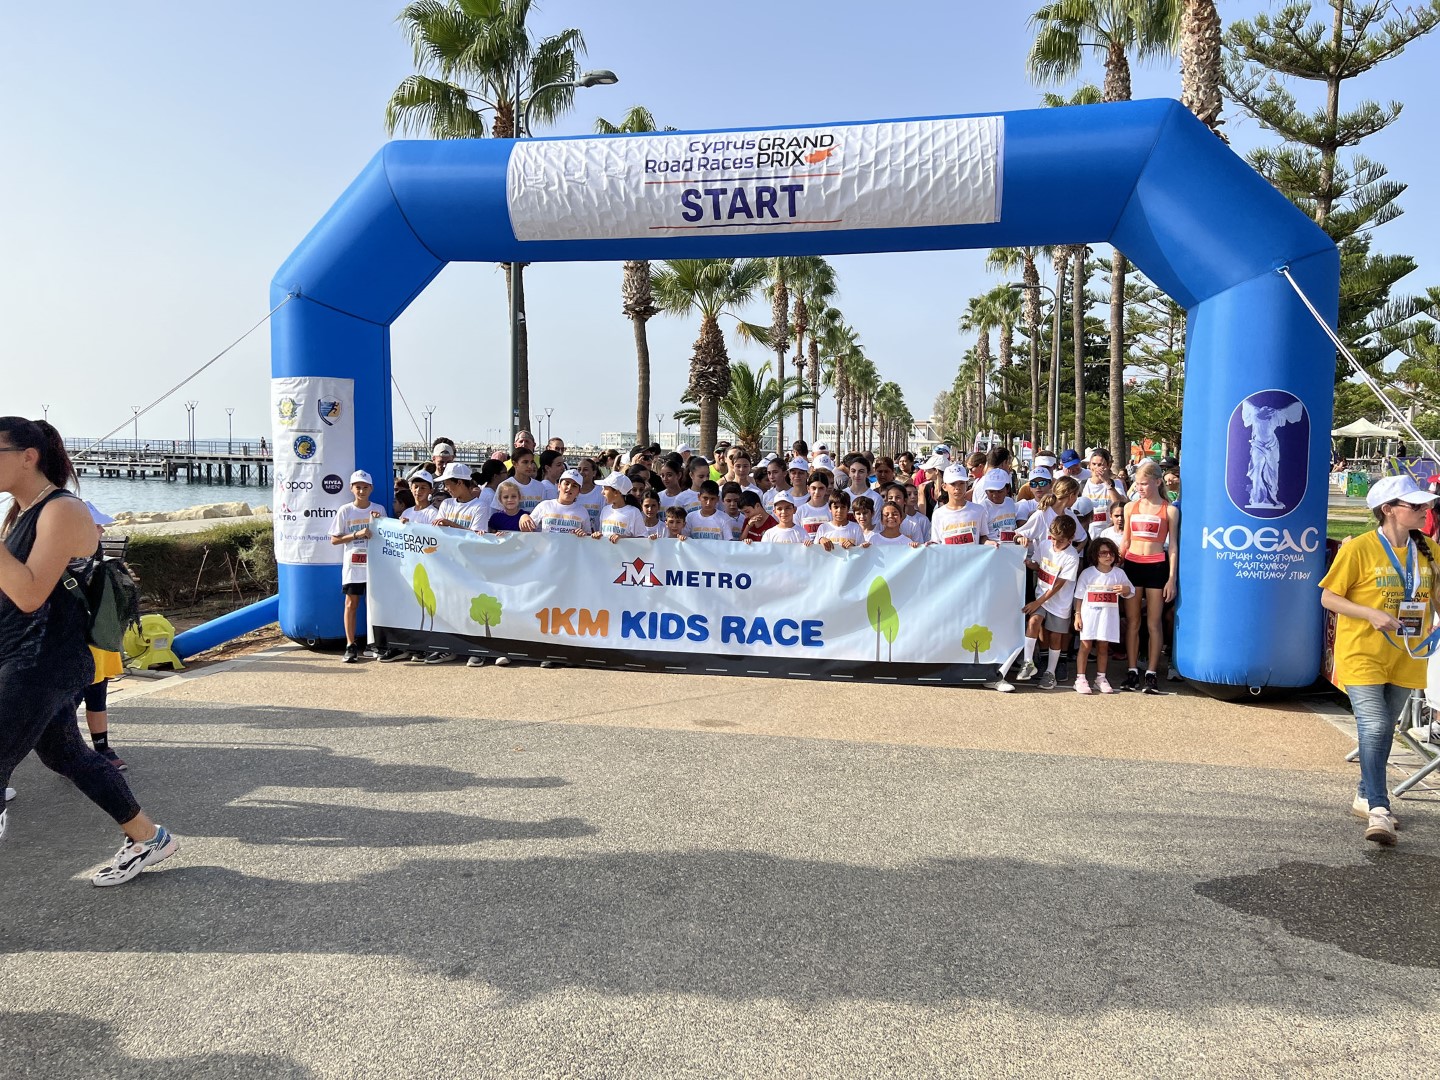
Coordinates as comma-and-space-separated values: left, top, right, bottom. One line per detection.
615, 557, 662, 587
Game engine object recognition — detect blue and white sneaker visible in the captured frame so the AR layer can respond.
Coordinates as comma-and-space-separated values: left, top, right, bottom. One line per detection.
91, 826, 179, 887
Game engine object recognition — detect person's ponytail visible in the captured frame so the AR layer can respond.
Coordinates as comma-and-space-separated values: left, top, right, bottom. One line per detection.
31, 419, 79, 493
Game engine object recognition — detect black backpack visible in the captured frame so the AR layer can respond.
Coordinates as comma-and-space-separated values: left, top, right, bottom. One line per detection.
62, 556, 143, 653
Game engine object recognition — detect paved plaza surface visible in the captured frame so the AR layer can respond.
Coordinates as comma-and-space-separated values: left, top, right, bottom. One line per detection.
2, 646, 1438, 1078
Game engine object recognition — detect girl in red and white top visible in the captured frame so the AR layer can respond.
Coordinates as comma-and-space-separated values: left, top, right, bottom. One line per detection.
930, 465, 989, 546
1072, 537, 1134, 694
1119, 458, 1179, 694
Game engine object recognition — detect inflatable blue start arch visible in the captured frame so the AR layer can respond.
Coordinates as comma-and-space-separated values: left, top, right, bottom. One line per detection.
262, 98, 1338, 692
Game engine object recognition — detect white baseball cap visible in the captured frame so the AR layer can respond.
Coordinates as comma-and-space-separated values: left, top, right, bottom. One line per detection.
772, 490, 797, 507
1073, 495, 1095, 519
1035, 454, 1058, 469
559, 468, 584, 485
814, 455, 837, 472
788, 457, 810, 473
431, 441, 456, 457
1366, 474, 1439, 509
599, 472, 632, 495
922, 455, 947, 472
438, 462, 472, 482
1029, 466, 1054, 482
979, 468, 1010, 492
942, 464, 968, 485
408, 468, 436, 485
676, 444, 693, 455
349, 470, 374, 486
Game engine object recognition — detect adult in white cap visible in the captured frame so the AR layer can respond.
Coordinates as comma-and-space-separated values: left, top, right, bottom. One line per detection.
429, 437, 457, 476
1320, 473, 1440, 846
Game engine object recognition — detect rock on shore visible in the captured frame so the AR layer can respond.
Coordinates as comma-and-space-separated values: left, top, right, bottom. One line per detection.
111, 501, 265, 525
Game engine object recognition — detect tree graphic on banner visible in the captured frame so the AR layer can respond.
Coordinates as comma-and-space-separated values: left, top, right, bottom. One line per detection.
866, 577, 899, 662
470, 594, 503, 637
413, 564, 436, 631
960, 624, 993, 663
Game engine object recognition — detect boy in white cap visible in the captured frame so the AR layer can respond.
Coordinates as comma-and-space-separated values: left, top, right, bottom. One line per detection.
756, 491, 811, 544
521, 469, 591, 535
400, 470, 439, 525
978, 468, 1018, 543
329, 470, 385, 663
434, 462, 488, 532
929, 464, 989, 546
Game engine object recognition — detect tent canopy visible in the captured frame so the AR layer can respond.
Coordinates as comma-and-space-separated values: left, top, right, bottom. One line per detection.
1332, 419, 1400, 438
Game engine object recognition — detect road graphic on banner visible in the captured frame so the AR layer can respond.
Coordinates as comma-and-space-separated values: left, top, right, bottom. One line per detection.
368, 524, 1025, 686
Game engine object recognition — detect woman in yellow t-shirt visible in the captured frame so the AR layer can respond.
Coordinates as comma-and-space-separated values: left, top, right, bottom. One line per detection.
1319, 475, 1440, 846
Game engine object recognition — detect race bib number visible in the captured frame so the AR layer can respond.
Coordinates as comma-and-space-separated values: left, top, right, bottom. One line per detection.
1086, 590, 1118, 605
350, 552, 367, 565
943, 527, 976, 545
1131, 515, 1161, 541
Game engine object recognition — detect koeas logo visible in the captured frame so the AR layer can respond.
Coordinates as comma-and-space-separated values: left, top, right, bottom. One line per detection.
293, 435, 318, 461
276, 396, 300, 427
1226, 389, 1308, 519
321, 474, 344, 495
1202, 525, 1321, 553
612, 557, 752, 590
317, 399, 341, 426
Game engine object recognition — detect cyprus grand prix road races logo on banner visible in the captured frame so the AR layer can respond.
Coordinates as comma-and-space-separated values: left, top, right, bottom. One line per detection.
1226, 389, 1309, 519
275, 396, 300, 428
316, 398, 341, 427
292, 434, 318, 462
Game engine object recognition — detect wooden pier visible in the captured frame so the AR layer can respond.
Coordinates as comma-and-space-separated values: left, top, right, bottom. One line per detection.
75, 451, 270, 486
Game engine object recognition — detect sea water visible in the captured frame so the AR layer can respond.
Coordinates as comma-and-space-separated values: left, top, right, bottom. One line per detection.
0, 474, 270, 518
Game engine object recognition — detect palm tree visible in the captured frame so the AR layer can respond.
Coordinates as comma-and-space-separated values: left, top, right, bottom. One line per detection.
987, 246, 1048, 448
650, 259, 770, 455
1069, 244, 1091, 448
983, 285, 1025, 446
596, 106, 676, 447
385, 0, 589, 437
1175, 0, 1223, 137
806, 303, 843, 445
1028, 0, 1175, 461
959, 294, 999, 434
786, 258, 838, 446
674, 361, 814, 451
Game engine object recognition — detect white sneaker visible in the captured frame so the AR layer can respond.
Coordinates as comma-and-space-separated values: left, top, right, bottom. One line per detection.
1095, 674, 1114, 694
1365, 807, 1398, 846
1015, 660, 1039, 682
985, 679, 1015, 693
1351, 795, 1400, 830
3, 786, 14, 803
494, 656, 511, 667
91, 826, 179, 887
465, 655, 486, 668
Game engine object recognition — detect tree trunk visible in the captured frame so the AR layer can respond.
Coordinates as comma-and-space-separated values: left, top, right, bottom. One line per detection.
700, 399, 718, 462
505, 262, 530, 439
1051, 259, 1068, 450
1072, 247, 1087, 450
1180, 0, 1224, 137
632, 315, 652, 446
1109, 250, 1128, 462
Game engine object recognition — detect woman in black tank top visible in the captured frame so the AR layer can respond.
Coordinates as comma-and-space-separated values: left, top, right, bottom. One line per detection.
0, 417, 178, 885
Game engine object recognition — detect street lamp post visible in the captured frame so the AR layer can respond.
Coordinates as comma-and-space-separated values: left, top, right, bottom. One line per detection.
41, 404, 50, 422
1009, 281, 1063, 452
503, 68, 618, 447
544, 407, 554, 445
424, 406, 436, 450
656, 413, 666, 446
226, 408, 235, 454
131, 406, 140, 452
185, 401, 199, 454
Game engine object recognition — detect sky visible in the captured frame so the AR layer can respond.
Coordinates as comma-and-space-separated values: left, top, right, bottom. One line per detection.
3, 1, 1439, 449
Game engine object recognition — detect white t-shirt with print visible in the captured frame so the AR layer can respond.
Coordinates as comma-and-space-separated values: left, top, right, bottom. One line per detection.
529, 500, 591, 535
513, 479, 549, 516
1033, 537, 1081, 619
868, 530, 913, 547
931, 502, 989, 546
400, 504, 438, 526
329, 502, 385, 585
980, 496, 1018, 544
439, 496, 489, 533
1075, 565, 1133, 643
684, 512, 734, 541
815, 521, 865, 547
575, 487, 607, 532
599, 504, 646, 539
796, 502, 831, 536
902, 512, 931, 544
761, 524, 811, 544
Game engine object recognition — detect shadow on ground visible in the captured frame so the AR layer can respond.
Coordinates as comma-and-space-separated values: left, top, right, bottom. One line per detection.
0, 1011, 312, 1078
1197, 850, 1440, 967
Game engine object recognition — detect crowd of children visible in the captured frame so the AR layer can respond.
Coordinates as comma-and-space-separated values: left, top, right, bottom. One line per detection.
330, 434, 1180, 690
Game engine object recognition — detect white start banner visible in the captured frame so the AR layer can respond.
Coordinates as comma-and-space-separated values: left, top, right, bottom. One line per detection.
507, 116, 1004, 242
270, 376, 358, 565
366, 524, 1025, 681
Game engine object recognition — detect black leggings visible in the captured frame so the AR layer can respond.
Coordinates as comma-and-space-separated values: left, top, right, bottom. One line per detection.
0, 669, 141, 825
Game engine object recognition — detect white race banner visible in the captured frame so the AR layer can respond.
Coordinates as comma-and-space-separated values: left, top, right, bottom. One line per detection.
270, 376, 357, 565
507, 117, 1003, 242
368, 524, 1024, 681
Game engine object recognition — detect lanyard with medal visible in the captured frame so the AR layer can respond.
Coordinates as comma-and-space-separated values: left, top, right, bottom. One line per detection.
1378, 530, 1440, 657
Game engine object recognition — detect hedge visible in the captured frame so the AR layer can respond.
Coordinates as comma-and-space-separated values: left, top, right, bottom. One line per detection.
122, 520, 277, 607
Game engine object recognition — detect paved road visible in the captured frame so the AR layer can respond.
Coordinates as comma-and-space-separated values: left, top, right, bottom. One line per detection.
2, 647, 1437, 1078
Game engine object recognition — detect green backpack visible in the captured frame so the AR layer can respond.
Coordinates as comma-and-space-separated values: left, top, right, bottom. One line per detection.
62, 556, 143, 653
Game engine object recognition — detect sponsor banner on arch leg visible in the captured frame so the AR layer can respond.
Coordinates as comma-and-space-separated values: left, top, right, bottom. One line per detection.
367, 524, 1025, 683
270, 376, 356, 565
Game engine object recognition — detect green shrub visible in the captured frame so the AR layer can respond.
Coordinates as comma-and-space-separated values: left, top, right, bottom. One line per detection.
125, 521, 277, 606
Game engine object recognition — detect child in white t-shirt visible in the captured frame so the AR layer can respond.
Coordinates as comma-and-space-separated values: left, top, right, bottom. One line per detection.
1099, 500, 1126, 548
796, 475, 832, 536
663, 506, 689, 540
869, 502, 922, 547
816, 492, 866, 549
929, 465, 989, 546
400, 471, 439, 525
508, 449, 548, 516
1013, 514, 1080, 689
639, 491, 665, 538
1072, 537, 1134, 694
685, 480, 734, 541
435, 462, 489, 532
594, 472, 646, 541
977, 468, 1017, 543
328, 470, 385, 663
754, 492, 810, 544
521, 469, 592, 535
